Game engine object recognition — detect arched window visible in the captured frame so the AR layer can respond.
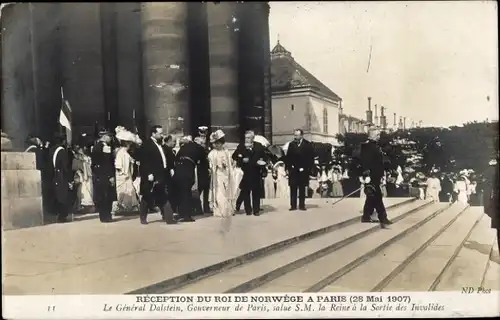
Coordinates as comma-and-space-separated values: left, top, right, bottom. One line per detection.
323, 107, 328, 133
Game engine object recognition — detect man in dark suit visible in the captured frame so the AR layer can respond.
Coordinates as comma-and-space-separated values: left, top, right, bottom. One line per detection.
50, 133, 73, 223
284, 129, 314, 211
194, 135, 212, 214
91, 129, 117, 223
162, 134, 178, 216
359, 127, 393, 228
232, 130, 267, 216
484, 157, 499, 253
138, 125, 174, 225
175, 136, 206, 222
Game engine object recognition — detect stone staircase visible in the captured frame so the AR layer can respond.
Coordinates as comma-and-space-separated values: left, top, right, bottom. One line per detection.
126, 200, 499, 294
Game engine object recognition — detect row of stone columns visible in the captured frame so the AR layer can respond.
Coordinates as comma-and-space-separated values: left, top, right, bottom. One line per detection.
1, 3, 270, 148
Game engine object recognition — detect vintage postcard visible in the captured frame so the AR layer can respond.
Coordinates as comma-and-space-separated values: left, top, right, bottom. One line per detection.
1, 1, 499, 319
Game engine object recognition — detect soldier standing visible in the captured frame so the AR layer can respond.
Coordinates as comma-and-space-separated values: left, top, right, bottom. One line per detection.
50, 133, 73, 223
91, 129, 117, 223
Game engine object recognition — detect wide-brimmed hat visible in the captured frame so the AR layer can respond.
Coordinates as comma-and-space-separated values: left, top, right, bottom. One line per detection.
198, 126, 208, 132
98, 128, 112, 137
210, 129, 225, 143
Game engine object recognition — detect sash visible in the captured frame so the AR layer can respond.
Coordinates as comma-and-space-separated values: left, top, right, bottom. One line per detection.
53, 146, 64, 168
24, 145, 37, 153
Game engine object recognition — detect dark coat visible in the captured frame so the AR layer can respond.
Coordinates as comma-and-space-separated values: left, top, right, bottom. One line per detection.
284, 139, 314, 187
138, 138, 168, 194
175, 141, 206, 187
91, 141, 117, 204
197, 148, 210, 190
50, 145, 72, 202
484, 163, 499, 229
232, 141, 267, 189
162, 145, 176, 183
359, 140, 388, 182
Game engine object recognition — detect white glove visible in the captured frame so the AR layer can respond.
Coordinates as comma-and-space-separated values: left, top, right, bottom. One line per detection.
148, 174, 154, 181
170, 169, 175, 177
365, 176, 371, 184
299, 168, 304, 172
359, 176, 364, 183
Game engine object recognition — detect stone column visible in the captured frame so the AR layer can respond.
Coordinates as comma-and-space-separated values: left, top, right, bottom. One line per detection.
141, 2, 190, 135
60, 3, 106, 134
262, 2, 273, 143
207, 2, 239, 144
1, 4, 36, 149
100, 3, 119, 130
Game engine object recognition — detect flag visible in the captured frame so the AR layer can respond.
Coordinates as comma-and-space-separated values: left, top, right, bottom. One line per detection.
59, 87, 72, 144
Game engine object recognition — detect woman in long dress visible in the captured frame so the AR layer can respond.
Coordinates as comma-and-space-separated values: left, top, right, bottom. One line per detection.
330, 167, 344, 198
425, 173, 441, 203
208, 130, 234, 232
72, 146, 94, 211
454, 176, 469, 205
114, 129, 140, 213
274, 161, 289, 199
264, 164, 276, 199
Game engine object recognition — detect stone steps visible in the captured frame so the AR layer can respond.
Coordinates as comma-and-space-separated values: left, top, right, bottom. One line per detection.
140, 203, 498, 294
127, 198, 419, 294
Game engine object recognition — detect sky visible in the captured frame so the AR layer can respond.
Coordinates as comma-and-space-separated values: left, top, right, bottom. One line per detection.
269, 1, 498, 127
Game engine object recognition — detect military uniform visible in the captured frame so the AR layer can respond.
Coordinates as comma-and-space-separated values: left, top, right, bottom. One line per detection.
91, 138, 117, 222
175, 140, 206, 222
50, 142, 72, 222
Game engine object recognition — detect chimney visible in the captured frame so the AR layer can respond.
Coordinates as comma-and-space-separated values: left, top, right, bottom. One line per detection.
399, 116, 403, 130
366, 97, 373, 124
380, 106, 386, 130
374, 104, 379, 127
393, 113, 397, 127
403, 117, 407, 130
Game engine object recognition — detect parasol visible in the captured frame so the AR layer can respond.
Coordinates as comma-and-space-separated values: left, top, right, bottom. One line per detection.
254, 135, 270, 147
268, 144, 284, 159
282, 141, 291, 154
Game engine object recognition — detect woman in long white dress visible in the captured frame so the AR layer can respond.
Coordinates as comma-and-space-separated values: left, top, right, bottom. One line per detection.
274, 161, 289, 199
264, 164, 276, 199
454, 176, 469, 205
114, 128, 141, 213
72, 146, 94, 210
208, 130, 234, 232
425, 173, 441, 203
330, 167, 344, 198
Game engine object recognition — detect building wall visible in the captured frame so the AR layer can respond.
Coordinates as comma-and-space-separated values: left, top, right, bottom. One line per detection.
271, 93, 309, 145
271, 91, 340, 145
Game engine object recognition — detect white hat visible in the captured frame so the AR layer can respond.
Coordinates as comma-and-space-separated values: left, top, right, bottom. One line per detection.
115, 127, 136, 143
210, 129, 225, 143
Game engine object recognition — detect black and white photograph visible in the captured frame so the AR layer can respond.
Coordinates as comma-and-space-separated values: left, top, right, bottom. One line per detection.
1, 1, 498, 318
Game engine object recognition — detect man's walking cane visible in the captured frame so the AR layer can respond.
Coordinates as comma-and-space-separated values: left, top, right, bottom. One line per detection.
331, 187, 362, 207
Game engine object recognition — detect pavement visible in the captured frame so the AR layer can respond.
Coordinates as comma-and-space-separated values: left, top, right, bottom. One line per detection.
2, 197, 499, 295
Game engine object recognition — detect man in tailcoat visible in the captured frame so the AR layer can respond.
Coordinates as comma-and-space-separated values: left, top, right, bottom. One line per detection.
484, 157, 499, 253
232, 130, 267, 216
138, 125, 174, 224
358, 127, 393, 228
91, 129, 117, 223
284, 129, 314, 211
175, 136, 206, 222
194, 131, 212, 214
49, 133, 73, 223
161, 134, 178, 216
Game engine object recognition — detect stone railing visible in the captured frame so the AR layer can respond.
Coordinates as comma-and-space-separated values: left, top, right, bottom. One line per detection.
1, 133, 44, 230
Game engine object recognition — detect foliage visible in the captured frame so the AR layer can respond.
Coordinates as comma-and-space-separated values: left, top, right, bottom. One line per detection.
335, 121, 499, 174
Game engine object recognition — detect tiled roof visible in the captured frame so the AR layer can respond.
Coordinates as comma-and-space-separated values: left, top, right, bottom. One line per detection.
270, 41, 341, 102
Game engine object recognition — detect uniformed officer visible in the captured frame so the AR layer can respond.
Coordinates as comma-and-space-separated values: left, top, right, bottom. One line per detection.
50, 133, 73, 223
175, 136, 206, 222
91, 129, 117, 223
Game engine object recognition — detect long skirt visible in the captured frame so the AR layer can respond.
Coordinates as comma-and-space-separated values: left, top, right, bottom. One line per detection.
331, 181, 344, 198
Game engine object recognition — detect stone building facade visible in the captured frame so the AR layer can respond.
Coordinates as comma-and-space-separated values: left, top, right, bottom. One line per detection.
1, 3, 272, 149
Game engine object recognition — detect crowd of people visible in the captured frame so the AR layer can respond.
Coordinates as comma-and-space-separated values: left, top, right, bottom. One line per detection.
24, 124, 498, 241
